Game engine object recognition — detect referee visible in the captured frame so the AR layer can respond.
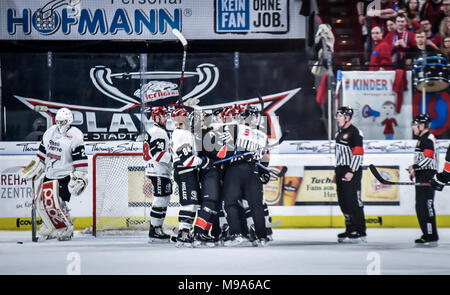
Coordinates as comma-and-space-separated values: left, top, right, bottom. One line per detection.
407, 114, 439, 247
334, 106, 367, 243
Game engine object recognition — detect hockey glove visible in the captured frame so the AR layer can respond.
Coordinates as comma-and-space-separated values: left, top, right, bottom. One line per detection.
68, 171, 88, 196
200, 157, 213, 170
242, 151, 256, 161
258, 166, 271, 184
430, 175, 445, 191
219, 131, 233, 143
260, 171, 271, 184
21, 156, 45, 180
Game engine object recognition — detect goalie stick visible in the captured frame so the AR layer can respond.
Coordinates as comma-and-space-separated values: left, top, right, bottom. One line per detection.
31, 176, 38, 242
369, 164, 450, 187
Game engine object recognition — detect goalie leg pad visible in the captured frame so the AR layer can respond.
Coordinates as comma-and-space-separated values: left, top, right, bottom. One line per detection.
37, 180, 73, 237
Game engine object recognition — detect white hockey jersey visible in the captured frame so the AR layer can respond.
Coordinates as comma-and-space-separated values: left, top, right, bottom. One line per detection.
171, 128, 202, 169
143, 124, 173, 178
37, 125, 88, 179
233, 123, 267, 160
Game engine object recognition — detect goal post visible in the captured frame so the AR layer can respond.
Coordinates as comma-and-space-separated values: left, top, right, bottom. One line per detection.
92, 152, 180, 236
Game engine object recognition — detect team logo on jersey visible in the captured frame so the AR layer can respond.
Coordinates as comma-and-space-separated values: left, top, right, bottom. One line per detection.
343, 134, 348, 139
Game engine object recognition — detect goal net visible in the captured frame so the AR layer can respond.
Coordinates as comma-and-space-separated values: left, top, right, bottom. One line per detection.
92, 152, 180, 236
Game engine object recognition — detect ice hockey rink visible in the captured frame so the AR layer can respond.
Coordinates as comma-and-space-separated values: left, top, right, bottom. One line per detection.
1, 228, 450, 275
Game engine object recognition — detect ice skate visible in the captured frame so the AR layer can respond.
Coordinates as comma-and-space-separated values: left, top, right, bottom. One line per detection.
55, 226, 74, 241
223, 234, 245, 247
175, 229, 193, 248
347, 232, 366, 244
193, 232, 217, 248
414, 236, 438, 248
38, 224, 55, 241
148, 225, 170, 243
248, 225, 258, 247
337, 231, 350, 243
219, 224, 230, 246
256, 237, 270, 247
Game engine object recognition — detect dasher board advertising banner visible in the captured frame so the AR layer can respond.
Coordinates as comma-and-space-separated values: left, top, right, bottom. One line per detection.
342, 71, 413, 140
0, 0, 305, 40
294, 166, 400, 205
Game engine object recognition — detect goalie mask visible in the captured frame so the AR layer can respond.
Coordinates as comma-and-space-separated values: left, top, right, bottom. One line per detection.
55, 108, 73, 134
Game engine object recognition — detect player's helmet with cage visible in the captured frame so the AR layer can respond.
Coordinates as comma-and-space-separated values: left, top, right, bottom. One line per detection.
412, 114, 431, 126
172, 107, 189, 124
151, 106, 168, 121
241, 105, 259, 118
336, 106, 354, 119
55, 107, 73, 134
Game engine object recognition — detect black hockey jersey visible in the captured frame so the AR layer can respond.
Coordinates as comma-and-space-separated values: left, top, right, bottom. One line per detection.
196, 126, 227, 161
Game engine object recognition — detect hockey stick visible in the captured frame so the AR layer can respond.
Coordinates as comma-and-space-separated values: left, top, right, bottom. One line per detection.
256, 92, 265, 127
266, 219, 282, 228
172, 28, 187, 107
31, 176, 38, 242
368, 164, 449, 186
224, 143, 287, 178
176, 152, 254, 175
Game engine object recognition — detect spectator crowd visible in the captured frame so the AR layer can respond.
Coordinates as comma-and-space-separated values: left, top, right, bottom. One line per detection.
357, 0, 450, 69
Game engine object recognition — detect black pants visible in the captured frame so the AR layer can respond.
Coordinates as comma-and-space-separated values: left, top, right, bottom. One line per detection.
198, 166, 222, 236
415, 170, 438, 240
44, 176, 71, 202
335, 166, 366, 235
222, 162, 267, 239
147, 176, 172, 197
174, 169, 200, 206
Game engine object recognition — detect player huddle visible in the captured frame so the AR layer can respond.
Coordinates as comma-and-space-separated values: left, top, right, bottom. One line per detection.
144, 104, 274, 247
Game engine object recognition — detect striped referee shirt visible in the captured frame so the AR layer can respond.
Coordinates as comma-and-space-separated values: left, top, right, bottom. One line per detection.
335, 124, 364, 172
412, 131, 438, 171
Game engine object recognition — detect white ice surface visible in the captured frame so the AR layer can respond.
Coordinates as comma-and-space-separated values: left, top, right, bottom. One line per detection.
1, 228, 450, 275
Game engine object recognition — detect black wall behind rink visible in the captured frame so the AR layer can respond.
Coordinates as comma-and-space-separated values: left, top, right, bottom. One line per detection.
0, 38, 326, 141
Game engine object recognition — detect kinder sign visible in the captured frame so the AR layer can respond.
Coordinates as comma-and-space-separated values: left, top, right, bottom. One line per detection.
342, 71, 413, 140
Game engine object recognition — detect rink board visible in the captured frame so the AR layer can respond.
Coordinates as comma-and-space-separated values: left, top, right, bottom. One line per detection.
1, 148, 449, 230
2, 215, 450, 231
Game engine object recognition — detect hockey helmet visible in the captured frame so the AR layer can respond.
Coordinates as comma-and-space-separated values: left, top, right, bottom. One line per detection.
336, 106, 354, 118
241, 105, 259, 118
412, 114, 431, 126
151, 106, 168, 121
55, 107, 73, 133
172, 107, 189, 123
221, 104, 244, 120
